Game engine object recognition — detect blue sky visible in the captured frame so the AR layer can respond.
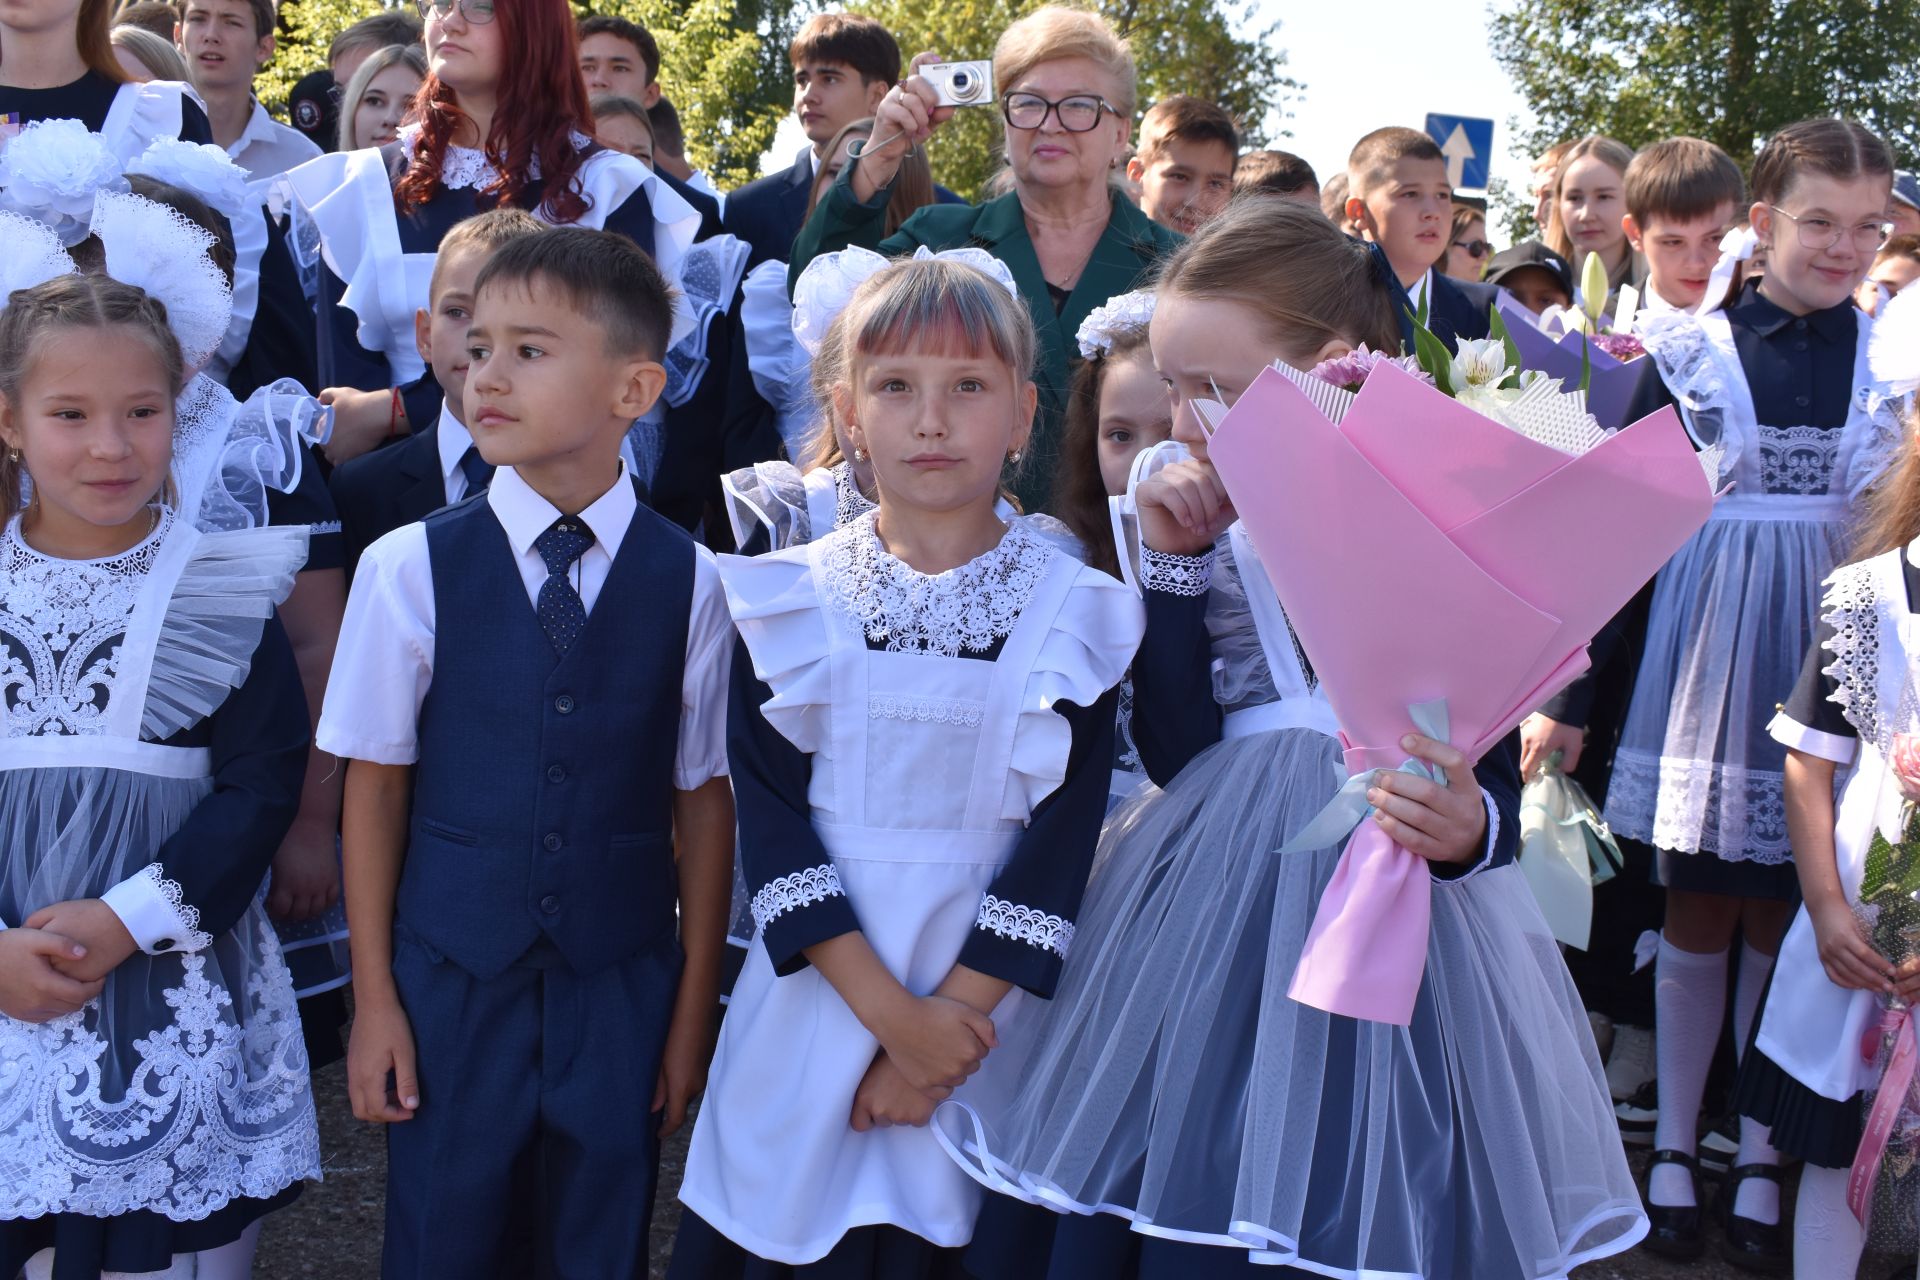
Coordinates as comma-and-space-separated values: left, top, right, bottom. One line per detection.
758, 1, 1537, 199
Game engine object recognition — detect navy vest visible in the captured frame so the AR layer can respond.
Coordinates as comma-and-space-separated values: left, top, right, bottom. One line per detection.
397, 493, 693, 979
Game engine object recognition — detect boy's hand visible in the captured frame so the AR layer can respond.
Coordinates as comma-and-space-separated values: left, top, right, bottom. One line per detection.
1135, 458, 1233, 557
0, 928, 105, 1021
347, 996, 421, 1123
1366, 734, 1489, 865
1518, 714, 1585, 778
850, 1050, 943, 1131
652, 1001, 718, 1139
873, 993, 995, 1093
268, 821, 342, 922
25, 899, 137, 983
317, 385, 400, 466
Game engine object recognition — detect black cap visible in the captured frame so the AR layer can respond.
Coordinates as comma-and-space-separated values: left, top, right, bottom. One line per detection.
1483, 239, 1573, 294
289, 69, 340, 153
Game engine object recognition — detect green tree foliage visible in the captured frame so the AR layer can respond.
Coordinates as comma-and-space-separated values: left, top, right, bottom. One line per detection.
258, 0, 391, 116
852, 0, 1295, 199
1490, 0, 1920, 170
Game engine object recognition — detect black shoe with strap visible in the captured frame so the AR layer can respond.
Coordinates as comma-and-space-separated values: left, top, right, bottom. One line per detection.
1716, 1163, 1788, 1274
1641, 1148, 1706, 1260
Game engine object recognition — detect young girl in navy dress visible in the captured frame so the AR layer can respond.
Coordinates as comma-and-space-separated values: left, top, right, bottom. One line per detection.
0, 233, 317, 1280
1535, 119, 1895, 1265
672, 256, 1143, 1277
940, 198, 1641, 1279
0, 0, 210, 156
1735, 291, 1920, 1277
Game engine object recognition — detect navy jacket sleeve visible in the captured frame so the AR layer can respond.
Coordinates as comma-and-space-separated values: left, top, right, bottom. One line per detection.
729, 637, 862, 973
178, 96, 214, 146
957, 687, 1119, 998
1131, 560, 1223, 785
151, 613, 310, 941
399, 371, 444, 437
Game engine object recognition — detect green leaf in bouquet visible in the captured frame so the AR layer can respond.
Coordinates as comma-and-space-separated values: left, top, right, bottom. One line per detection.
1891, 840, 1920, 899
1579, 318, 1593, 394
1412, 322, 1457, 397
1863, 827, 1900, 900
1487, 305, 1524, 389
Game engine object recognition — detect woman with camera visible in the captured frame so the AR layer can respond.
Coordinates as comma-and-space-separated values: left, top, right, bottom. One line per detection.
788, 4, 1180, 514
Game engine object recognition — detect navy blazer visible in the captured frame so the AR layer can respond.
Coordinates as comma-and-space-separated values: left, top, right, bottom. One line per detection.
329, 425, 447, 580
725, 146, 966, 269
1429, 274, 1499, 348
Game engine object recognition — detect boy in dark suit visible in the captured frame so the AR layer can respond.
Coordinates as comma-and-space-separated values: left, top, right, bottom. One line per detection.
1346, 126, 1498, 346
320, 227, 734, 1278
329, 208, 545, 579
575, 14, 725, 239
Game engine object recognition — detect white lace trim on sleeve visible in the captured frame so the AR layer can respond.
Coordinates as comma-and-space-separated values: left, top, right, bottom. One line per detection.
750, 864, 845, 931
976, 893, 1075, 958
104, 862, 215, 953
1139, 547, 1213, 597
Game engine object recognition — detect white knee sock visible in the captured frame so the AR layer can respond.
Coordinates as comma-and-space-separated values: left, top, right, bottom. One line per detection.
1649, 936, 1729, 1208
1731, 1117, 1783, 1223
24, 1249, 54, 1280
187, 1219, 263, 1280
1734, 941, 1774, 1064
1794, 1163, 1866, 1278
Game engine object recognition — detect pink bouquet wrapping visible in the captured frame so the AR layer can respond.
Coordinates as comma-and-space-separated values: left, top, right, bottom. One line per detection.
1203, 351, 1714, 1024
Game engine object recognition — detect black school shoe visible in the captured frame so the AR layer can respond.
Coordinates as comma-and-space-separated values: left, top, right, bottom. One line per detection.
1641, 1149, 1706, 1260
1716, 1163, 1789, 1273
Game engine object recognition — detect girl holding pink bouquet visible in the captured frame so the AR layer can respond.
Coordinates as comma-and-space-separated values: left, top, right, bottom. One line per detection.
1738, 285, 1920, 1277
939, 198, 1643, 1280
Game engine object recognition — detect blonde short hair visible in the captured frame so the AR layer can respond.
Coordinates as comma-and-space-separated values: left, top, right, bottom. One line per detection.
110, 23, 188, 81
993, 6, 1136, 120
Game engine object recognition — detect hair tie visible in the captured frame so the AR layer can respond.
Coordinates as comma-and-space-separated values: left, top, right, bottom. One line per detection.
1366, 239, 1417, 353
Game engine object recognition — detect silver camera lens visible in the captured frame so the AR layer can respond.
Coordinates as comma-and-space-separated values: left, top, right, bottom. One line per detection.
947, 69, 980, 102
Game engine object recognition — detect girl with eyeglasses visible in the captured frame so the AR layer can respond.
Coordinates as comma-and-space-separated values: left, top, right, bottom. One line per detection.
1564, 117, 1895, 1271
1442, 203, 1492, 282
280, 0, 753, 521
0, 0, 212, 155
787, 5, 1182, 517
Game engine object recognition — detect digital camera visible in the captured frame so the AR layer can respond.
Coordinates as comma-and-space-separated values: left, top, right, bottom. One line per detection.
923, 61, 994, 107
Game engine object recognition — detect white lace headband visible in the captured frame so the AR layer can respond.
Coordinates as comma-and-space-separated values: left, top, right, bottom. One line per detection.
0, 122, 234, 370
1075, 290, 1156, 359
791, 246, 1021, 356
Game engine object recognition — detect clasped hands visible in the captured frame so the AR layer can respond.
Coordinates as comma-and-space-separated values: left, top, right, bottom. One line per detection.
0, 898, 138, 1022
851, 991, 997, 1132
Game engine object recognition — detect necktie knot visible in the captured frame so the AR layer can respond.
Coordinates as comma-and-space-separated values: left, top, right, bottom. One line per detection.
535, 518, 595, 578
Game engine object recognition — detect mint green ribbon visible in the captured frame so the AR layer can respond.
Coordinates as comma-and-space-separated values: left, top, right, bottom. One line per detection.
1278, 699, 1452, 855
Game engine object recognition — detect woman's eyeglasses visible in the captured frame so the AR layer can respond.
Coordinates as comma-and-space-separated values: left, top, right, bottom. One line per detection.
1001, 92, 1120, 133
416, 0, 494, 25
1452, 239, 1492, 259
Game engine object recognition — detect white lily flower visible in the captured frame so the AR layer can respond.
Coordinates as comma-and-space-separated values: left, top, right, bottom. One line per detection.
1448, 338, 1511, 389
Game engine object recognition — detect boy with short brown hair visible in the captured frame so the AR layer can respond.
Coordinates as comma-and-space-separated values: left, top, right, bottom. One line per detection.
1622, 137, 1745, 313
1128, 95, 1239, 235
1346, 125, 1496, 345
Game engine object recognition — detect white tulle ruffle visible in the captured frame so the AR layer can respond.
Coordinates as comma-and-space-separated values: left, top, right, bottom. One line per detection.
720, 460, 814, 553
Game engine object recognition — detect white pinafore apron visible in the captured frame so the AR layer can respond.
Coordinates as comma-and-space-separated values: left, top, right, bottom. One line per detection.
679, 537, 1084, 1265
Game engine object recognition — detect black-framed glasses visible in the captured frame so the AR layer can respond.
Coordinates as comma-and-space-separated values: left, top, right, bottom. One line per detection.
1452, 239, 1492, 258
1001, 92, 1120, 133
416, 0, 494, 25
1768, 205, 1893, 253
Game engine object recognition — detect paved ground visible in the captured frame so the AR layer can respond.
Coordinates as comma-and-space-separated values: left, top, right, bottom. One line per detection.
257, 1053, 1913, 1280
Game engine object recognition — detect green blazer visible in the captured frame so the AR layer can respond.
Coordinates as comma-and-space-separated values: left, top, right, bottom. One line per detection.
790, 164, 1183, 513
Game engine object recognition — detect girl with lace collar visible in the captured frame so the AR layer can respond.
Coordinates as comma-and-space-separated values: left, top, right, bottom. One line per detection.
1523, 119, 1897, 1263
278, 0, 724, 469
0, 272, 318, 1280
1737, 411, 1920, 1280
940, 199, 1642, 1280
0, 0, 211, 161
674, 256, 1141, 1276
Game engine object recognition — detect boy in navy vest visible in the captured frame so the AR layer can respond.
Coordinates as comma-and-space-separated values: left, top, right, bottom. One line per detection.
317, 227, 735, 1279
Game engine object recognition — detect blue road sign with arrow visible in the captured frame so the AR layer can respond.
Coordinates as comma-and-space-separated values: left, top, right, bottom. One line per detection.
1424, 113, 1494, 191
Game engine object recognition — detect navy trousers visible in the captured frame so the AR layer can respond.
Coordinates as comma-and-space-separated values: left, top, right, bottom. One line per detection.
383, 926, 681, 1279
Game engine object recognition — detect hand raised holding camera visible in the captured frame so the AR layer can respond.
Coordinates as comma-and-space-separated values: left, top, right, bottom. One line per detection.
850, 52, 963, 203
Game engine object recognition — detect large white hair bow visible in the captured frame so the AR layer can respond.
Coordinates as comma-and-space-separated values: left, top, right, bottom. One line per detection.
90, 190, 235, 370
1075, 289, 1156, 359
1694, 224, 1759, 316
127, 138, 251, 223
1872, 284, 1920, 398
0, 118, 129, 244
0, 211, 78, 302
790, 246, 1020, 356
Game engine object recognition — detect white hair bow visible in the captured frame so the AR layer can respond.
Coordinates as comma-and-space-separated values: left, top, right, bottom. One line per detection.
790, 246, 1021, 356
1075, 289, 1156, 359
1694, 224, 1759, 316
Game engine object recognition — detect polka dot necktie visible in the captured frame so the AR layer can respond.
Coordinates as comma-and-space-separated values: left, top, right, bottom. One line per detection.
457, 445, 495, 496
534, 517, 595, 657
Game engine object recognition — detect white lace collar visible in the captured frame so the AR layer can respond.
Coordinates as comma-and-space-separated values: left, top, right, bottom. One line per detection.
398, 123, 596, 191
819, 511, 1053, 657
830, 461, 875, 529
